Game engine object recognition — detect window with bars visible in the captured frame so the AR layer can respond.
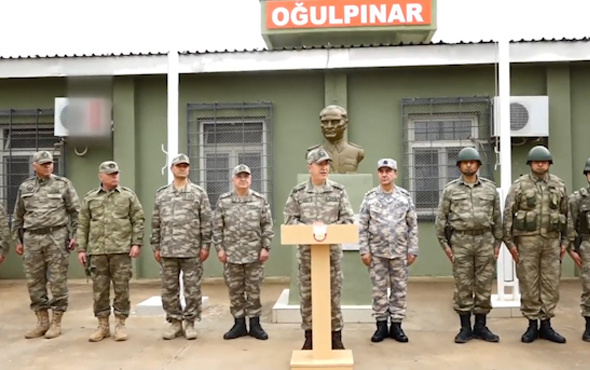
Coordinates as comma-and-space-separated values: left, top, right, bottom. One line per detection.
0, 109, 64, 216
187, 103, 273, 207
401, 98, 493, 219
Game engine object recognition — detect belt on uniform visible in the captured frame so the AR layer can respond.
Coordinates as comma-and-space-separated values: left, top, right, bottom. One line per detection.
25, 224, 67, 235
454, 229, 491, 236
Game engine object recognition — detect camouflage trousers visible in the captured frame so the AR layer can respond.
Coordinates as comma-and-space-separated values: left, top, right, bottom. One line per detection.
161, 257, 203, 322
368, 255, 408, 322
298, 246, 343, 331
89, 253, 132, 318
223, 261, 264, 318
515, 236, 561, 320
23, 227, 69, 312
579, 240, 590, 317
451, 231, 495, 315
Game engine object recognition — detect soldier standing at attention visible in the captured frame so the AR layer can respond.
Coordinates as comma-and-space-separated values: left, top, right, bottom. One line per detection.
12, 150, 80, 340
0, 202, 14, 268
213, 164, 274, 340
359, 158, 418, 343
435, 147, 502, 344
567, 157, 590, 342
151, 154, 212, 340
503, 146, 569, 344
77, 161, 145, 342
284, 148, 354, 350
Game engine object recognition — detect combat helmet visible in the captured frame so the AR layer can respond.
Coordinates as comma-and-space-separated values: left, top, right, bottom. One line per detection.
526, 145, 553, 165
456, 147, 482, 166
583, 157, 590, 175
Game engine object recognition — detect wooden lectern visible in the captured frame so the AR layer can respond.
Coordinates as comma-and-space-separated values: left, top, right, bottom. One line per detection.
281, 224, 358, 370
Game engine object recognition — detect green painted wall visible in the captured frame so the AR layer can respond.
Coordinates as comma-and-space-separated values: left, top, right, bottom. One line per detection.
1, 61, 589, 281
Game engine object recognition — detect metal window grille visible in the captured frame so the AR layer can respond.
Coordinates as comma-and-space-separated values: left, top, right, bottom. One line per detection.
0, 109, 65, 216
401, 97, 494, 220
187, 102, 273, 208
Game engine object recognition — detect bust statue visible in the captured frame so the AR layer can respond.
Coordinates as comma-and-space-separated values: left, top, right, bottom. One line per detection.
306, 105, 365, 174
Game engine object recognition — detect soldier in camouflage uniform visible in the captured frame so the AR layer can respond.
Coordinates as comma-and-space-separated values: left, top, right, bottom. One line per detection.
0, 202, 14, 267
435, 148, 502, 344
567, 157, 590, 342
284, 148, 354, 350
12, 150, 80, 340
359, 158, 418, 343
213, 164, 274, 341
504, 146, 569, 344
77, 161, 145, 342
151, 154, 212, 341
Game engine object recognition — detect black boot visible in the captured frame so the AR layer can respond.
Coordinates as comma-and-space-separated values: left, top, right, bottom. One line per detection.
332, 331, 345, 350
248, 317, 268, 340
521, 319, 538, 343
301, 330, 312, 350
539, 319, 566, 343
472, 314, 499, 342
223, 317, 248, 340
454, 313, 473, 344
584, 317, 590, 342
389, 322, 409, 343
370, 320, 389, 343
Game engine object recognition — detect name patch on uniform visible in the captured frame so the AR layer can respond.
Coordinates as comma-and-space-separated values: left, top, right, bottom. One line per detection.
47, 193, 62, 199
326, 196, 340, 202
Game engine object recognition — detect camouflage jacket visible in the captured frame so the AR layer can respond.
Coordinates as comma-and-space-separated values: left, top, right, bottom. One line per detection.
150, 181, 212, 257
212, 189, 273, 264
283, 179, 354, 253
12, 174, 80, 242
77, 185, 145, 255
435, 176, 503, 250
567, 186, 590, 251
0, 202, 14, 257
359, 186, 418, 258
503, 173, 569, 249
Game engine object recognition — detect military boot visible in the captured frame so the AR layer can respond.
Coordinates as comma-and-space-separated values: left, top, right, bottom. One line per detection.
45, 311, 64, 339
88, 317, 110, 342
163, 319, 183, 340
301, 330, 312, 350
472, 314, 499, 342
25, 310, 50, 339
454, 313, 473, 344
248, 317, 268, 340
184, 321, 197, 340
223, 317, 248, 340
332, 330, 345, 350
114, 315, 128, 342
390, 322, 409, 342
521, 319, 538, 343
539, 319, 566, 343
370, 320, 389, 343
583, 317, 590, 342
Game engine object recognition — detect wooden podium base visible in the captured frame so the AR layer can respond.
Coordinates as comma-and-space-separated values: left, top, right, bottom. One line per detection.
290, 350, 354, 370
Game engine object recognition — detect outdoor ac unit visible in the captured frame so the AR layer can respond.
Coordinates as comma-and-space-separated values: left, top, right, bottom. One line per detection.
54, 97, 112, 137
492, 96, 549, 137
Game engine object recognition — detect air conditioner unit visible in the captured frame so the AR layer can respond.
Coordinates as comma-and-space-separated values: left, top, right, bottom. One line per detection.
492, 96, 549, 137
54, 97, 112, 137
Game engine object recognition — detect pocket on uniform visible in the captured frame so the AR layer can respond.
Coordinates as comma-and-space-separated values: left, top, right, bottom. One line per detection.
514, 210, 538, 231
547, 213, 562, 232
548, 189, 561, 209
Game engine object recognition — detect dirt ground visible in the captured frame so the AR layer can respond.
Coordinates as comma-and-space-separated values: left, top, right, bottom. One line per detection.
0, 278, 588, 370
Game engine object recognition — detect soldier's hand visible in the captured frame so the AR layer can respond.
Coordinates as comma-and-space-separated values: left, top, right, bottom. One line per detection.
259, 248, 270, 263
78, 251, 87, 265
569, 250, 583, 269
200, 249, 210, 261
68, 238, 77, 251
559, 244, 566, 261
361, 253, 371, 267
154, 250, 161, 263
217, 250, 227, 263
444, 247, 454, 263
0, 255, 4, 265
508, 246, 519, 263
407, 253, 417, 266
129, 245, 141, 258
494, 246, 500, 260
15, 243, 24, 256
